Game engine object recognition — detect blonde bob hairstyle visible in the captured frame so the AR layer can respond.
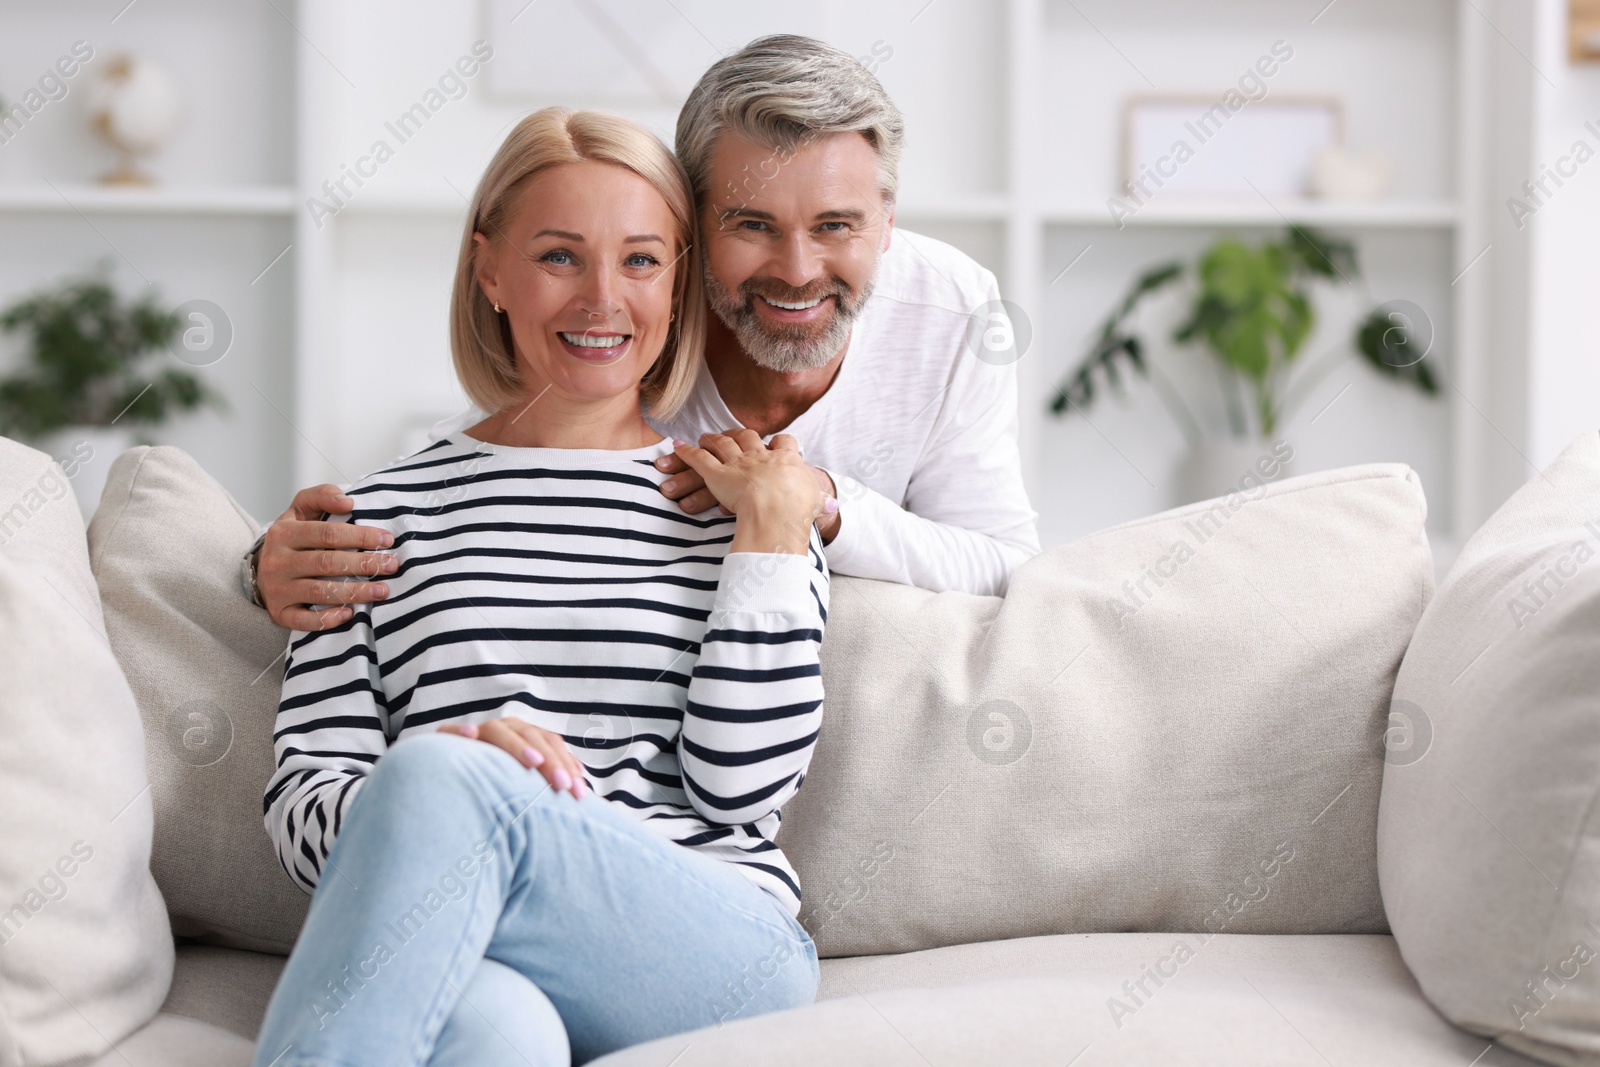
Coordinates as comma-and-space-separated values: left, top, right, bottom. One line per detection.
450, 107, 705, 420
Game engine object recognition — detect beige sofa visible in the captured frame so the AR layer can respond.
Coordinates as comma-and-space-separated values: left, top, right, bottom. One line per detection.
4, 430, 1598, 1067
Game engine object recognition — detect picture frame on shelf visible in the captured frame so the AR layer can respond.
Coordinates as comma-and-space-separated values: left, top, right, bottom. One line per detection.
1122, 94, 1344, 199
1570, 0, 1600, 59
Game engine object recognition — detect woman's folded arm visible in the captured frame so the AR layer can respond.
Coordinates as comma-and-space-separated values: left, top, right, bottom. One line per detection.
263, 605, 390, 893
678, 539, 830, 827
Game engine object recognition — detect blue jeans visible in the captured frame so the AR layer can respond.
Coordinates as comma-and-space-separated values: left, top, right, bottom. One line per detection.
251, 733, 820, 1067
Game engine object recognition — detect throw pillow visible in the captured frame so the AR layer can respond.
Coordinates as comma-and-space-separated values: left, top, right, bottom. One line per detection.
88, 446, 308, 954
1379, 430, 1600, 1066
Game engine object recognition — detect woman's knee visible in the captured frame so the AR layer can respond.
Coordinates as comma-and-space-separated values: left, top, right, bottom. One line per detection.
432, 958, 569, 1067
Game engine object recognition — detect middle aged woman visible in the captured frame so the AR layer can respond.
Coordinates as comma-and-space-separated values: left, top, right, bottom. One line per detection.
252, 107, 833, 1067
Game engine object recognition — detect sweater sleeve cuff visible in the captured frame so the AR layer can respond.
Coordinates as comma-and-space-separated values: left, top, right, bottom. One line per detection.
713, 551, 818, 618
817, 469, 885, 576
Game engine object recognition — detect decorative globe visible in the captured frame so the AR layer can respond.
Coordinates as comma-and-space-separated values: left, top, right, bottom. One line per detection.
84, 54, 182, 184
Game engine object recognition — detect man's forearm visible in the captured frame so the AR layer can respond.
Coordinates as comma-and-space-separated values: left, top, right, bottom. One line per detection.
820, 474, 1038, 596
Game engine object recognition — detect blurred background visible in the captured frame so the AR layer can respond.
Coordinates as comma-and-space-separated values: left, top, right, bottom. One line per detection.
1, 0, 1596, 574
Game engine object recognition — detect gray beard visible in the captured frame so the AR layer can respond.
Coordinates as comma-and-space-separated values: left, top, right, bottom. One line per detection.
704, 265, 877, 373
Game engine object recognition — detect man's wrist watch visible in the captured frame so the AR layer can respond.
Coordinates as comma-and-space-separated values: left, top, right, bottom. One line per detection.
241, 531, 267, 607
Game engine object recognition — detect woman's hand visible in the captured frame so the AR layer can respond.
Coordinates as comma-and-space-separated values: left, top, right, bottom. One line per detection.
437, 717, 587, 798
674, 430, 837, 556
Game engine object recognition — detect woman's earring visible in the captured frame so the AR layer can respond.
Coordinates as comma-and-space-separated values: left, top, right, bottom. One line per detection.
493, 302, 503, 314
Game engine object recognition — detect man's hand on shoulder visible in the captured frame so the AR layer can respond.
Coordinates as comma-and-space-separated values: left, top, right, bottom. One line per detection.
654, 450, 721, 515
255, 483, 397, 631
655, 432, 839, 543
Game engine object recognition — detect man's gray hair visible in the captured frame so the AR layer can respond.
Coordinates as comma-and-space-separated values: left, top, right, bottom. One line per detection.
676, 34, 905, 204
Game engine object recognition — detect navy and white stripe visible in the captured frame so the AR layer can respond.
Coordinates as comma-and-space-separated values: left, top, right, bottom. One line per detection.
263, 432, 829, 917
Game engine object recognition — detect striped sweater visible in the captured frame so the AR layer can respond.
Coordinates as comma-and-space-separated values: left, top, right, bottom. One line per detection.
263, 432, 829, 916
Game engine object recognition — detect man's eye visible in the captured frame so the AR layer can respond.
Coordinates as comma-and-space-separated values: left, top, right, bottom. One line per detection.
738, 220, 768, 232
818, 221, 848, 233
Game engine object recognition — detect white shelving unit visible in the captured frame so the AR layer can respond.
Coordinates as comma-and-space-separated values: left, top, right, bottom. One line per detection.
1000, 0, 1491, 563
2, 0, 1570, 549
0, 184, 296, 215
0, 0, 298, 521
1038, 198, 1460, 228
292, 0, 1547, 563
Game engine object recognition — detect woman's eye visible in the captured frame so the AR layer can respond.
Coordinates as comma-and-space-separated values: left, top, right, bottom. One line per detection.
624, 253, 660, 268
539, 250, 574, 266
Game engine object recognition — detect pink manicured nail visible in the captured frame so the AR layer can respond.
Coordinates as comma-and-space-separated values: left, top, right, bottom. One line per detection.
552, 767, 572, 791
521, 746, 544, 767
823, 497, 839, 514
572, 778, 588, 800
460, 722, 478, 739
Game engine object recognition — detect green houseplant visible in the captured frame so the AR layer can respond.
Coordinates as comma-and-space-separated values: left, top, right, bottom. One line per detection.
0, 266, 224, 510
1048, 227, 1439, 499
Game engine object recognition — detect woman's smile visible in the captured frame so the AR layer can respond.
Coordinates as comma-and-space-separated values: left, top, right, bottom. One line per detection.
555, 328, 632, 364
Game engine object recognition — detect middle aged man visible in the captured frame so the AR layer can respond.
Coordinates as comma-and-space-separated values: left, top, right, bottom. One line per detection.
247, 34, 1040, 630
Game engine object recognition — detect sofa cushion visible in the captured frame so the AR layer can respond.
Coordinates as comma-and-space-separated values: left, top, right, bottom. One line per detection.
87, 446, 308, 954
85, 1014, 253, 1067
0, 435, 104, 630
782, 463, 1432, 957
79, 447, 1432, 969
0, 438, 174, 1067
591, 933, 1539, 1066
161, 945, 284, 1042
1379, 431, 1600, 1067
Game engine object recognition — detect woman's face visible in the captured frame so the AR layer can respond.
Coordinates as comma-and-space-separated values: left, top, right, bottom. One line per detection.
474, 160, 679, 410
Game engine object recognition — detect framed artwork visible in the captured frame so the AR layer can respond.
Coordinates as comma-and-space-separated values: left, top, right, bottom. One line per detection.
1572, 0, 1600, 60
1122, 94, 1344, 198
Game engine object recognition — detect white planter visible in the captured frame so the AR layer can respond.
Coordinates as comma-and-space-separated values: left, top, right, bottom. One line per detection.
1175, 437, 1295, 506
35, 426, 137, 520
